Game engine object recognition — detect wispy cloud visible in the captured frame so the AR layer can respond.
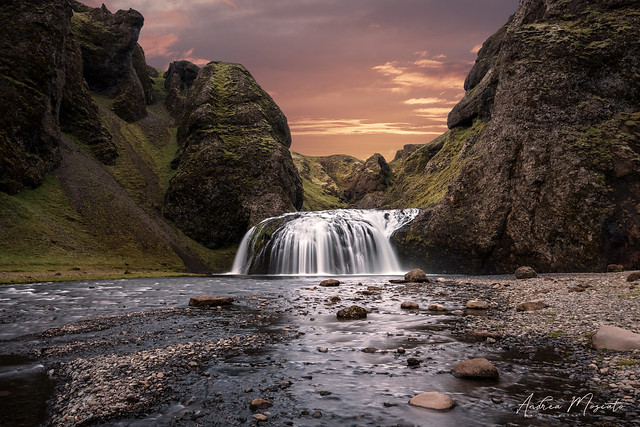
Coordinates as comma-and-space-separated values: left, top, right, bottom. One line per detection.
290, 118, 443, 136
403, 97, 457, 105
372, 55, 467, 93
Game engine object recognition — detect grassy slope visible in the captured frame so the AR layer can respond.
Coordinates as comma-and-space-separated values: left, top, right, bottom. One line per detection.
0, 72, 235, 284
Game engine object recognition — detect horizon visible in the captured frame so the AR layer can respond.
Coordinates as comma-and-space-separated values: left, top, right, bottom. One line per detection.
85, 0, 518, 161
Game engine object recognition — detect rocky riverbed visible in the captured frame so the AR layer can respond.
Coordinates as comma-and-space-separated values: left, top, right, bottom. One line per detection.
0, 273, 639, 426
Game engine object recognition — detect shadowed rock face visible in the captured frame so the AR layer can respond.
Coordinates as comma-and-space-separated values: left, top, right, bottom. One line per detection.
163, 62, 303, 249
70, 2, 147, 122
394, 0, 640, 274
164, 60, 201, 117
0, 0, 70, 194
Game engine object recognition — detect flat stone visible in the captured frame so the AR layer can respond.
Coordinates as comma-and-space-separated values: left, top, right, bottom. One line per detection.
515, 266, 538, 279
516, 299, 548, 311
409, 392, 455, 411
188, 296, 234, 307
253, 414, 268, 421
592, 325, 640, 351
451, 357, 499, 379
407, 358, 422, 367
249, 398, 272, 410
466, 300, 489, 309
401, 301, 420, 310
428, 304, 446, 311
404, 268, 429, 283
464, 330, 502, 342
319, 279, 341, 287
336, 305, 367, 320
568, 285, 585, 292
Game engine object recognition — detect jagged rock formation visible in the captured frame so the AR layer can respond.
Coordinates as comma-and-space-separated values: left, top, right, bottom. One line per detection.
164, 60, 201, 117
343, 153, 391, 208
70, 2, 148, 122
394, 0, 640, 273
163, 62, 303, 249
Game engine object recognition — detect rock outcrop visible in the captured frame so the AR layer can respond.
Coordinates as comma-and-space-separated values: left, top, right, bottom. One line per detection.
70, 2, 147, 122
164, 60, 201, 117
163, 62, 303, 249
343, 153, 391, 208
394, 0, 640, 273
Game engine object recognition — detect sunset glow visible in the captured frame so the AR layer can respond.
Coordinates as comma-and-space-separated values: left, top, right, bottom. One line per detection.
84, 0, 518, 160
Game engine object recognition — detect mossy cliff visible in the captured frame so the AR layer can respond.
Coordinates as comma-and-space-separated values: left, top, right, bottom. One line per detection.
392, 0, 640, 274
163, 62, 304, 249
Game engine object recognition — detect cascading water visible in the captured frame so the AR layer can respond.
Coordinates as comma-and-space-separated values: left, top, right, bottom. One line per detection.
231, 209, 420, 275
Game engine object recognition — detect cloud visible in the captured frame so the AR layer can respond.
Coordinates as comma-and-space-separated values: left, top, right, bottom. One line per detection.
412, 107, 454, 119
290, 118, 443, 136
471, 44, 483, 54
138, 33, 179, 57
372, 59, 465, 93
403, 97, 457, 105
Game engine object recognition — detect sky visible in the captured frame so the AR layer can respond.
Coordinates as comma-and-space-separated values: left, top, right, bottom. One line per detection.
85, 0, 519, 161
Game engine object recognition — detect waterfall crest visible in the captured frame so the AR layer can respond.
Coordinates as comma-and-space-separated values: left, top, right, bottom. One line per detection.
231, 209, 419, 275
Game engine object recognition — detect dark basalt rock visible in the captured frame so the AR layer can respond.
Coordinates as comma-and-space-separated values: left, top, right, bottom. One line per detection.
344, 153, 391, 208
132, 44, 155, 105
163, 61, 303, 249
164, 60, 201, 117
70, 2, 147, 122
0, 0, 70, 194
394, 0, 640, 273
336, 305, 368, 320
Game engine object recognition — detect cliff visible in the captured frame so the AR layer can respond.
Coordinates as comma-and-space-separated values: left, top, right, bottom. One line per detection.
392, 0, 640, 273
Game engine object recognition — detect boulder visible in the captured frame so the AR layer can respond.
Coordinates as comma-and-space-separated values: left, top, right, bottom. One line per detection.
592, 325, 640, 351
343, 153, 391, 207
464, 330, 502, 342
466, 300, 489, 309
188, 296, 234, 308
515, 266, 538, 279
408, 392, 455, 411
336, 305, 367, 320
319, 279, 340, 287
626, 272, 640, 282
404, 268, 429, 283
163, 62, 303, 249
607, 264, 624, 272
516, 299, 548, 311
401, 302, 420, 310
451, 357, 499, 379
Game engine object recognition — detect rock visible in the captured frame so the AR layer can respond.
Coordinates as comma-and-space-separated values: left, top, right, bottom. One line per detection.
404, 268, 429, 283
319, 279, 340, 287
391, 0, 640, 274
343, 153, 391, 207
164, 60, 201, 117
401, 301, 420, 310
464, 330, 502, 342
408, 392, 455, 411
452, 310, 464, 315
397, 347, 406, 354
516, 299, 548, 311
163, 61, 303, 249
407, 358, 421, 367
253, 414, 268, 421
428, 304, 446, 311
318, 347, 328, 353
336, 305, 368, 320
451, 358, 499, 379
362, 347, 377, 353
608, 264, 624, 272
329, 295, 341, 302
312, 411, 322, 418
249, 398, 272, 410
627, 272, 640, 282
568, 285, 585, 292
466, 300, 489, 309
188, 296, 234, 308
515, 266, 538, 279
592, 325, 640, 351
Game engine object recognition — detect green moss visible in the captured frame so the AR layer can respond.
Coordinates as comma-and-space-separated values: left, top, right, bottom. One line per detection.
549, 330, 566, 338
616, 359, 639, 367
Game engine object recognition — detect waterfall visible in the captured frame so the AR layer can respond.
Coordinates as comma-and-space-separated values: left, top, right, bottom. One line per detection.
231, 209, 419, 275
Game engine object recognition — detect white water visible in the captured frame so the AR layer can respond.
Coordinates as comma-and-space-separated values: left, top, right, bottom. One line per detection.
231, 209, 419, 275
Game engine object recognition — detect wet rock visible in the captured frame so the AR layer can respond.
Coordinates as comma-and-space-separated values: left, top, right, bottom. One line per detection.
329, 295, 341, 302
592, 325, 640, 351
466, 300, 489, 309
188, 296, 234, 308
249, 398, 272, 410
516, 299, 548, 311
404, 268, 429, 283
312, 411, 322, 418
336, 305, 367, 320
451, 358, 499, 379
362, 347, 377, 353
408, 392, 455, 411
401, 302, 420, 310
318, 347, 328, 353
428, 304, 446, 311
253, 413, 268, 421
397, 347, 406, 354
464, 330, 502, 342
626, 272, 640, 282
515, 266, 538, 279
407, 358, 421, 367
608, 264, 624, 272
319, 279, 340, 287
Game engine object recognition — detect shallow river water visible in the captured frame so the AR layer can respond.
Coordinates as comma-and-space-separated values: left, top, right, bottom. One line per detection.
0, 275, 624, 426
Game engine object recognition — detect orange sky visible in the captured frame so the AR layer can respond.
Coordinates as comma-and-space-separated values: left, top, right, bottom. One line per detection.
85, 0, 518, 161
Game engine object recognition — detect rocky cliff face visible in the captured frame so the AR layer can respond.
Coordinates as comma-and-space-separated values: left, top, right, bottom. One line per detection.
164, 60, 201, 118
163, 62, 303, 249
394, 0, 640, 273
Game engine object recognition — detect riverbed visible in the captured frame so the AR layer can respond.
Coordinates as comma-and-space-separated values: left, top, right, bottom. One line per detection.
0, 275, 636, 425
